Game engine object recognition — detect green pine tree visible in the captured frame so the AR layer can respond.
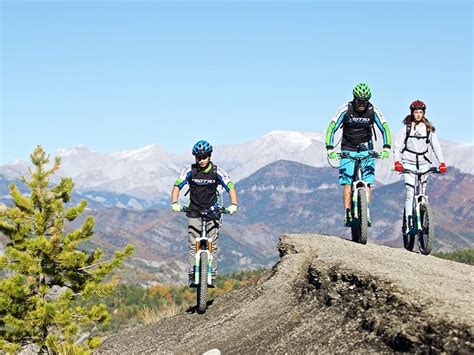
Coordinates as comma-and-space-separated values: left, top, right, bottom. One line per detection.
0, 146, 134, 354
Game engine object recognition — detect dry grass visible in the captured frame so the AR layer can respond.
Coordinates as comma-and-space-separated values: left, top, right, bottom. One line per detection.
138, 304, 184, 325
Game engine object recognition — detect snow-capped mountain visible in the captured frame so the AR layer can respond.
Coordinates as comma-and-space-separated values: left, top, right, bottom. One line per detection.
1, 130, 472, 201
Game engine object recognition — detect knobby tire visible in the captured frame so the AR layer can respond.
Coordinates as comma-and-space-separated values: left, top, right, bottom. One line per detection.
197, 252, 208, 314
418, 202, 434, 255
351, 189, 368, 244
358, 190, 368, 245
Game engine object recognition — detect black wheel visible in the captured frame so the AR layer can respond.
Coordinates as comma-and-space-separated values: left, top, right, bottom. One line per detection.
351, 189, 368, 244
402, 209, 415, 251
351, 217, 360, 243
197, 252, 208, 314
418, 202, 433, 255
350, 187, 360, 243
358, 190, 368, 244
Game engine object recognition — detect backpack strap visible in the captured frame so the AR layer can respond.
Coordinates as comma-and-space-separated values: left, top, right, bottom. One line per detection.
184, 164, 199, 196
371, 120, 377, 142
402, 123, 433, 169
212, 164, 220, 198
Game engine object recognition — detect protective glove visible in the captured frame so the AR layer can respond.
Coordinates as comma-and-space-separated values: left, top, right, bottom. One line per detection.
327, 149, 339, 160
171, 202, 181, 212
226, 204, 238, 214
438, 163, 447, 173
380, 148, 390, 159
394, 161, 404, 172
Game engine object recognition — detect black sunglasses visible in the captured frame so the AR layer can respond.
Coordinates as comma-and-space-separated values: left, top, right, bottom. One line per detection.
196, 154, 210, 161
355, 98, 369, 105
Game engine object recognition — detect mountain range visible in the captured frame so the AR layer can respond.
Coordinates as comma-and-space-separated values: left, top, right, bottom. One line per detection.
1, 131, 472, 285
233, 160, 474, 251
1, 130, 472, 201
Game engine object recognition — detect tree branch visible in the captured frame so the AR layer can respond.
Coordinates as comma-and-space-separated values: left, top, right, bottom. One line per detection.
78, 260, 111, 271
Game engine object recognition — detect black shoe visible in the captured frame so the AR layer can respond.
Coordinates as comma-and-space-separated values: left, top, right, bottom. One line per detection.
344, 208, 352, 227
406, 216, 414, 234
188, 273, 196, 288
209, 270, 217, 288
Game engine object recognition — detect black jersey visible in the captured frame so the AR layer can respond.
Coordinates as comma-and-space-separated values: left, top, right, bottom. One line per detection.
326, 101, 391, 151
175, 163, 234, 218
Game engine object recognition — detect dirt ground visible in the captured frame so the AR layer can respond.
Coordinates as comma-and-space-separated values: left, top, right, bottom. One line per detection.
99, 234, 473, 354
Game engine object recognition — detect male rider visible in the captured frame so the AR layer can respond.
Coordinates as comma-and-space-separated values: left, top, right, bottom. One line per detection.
325, 83, 391, 226
171, 140, 238, 285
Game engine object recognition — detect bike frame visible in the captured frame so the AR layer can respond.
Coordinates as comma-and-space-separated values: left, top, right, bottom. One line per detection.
340, 151, 379, 221
182, 206, 227, 286
402, 167, 438, 233
194, 213, 213, 286
352, 159, 368, 220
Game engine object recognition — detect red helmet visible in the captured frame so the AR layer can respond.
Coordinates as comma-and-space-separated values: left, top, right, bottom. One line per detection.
410, 100, 426, 111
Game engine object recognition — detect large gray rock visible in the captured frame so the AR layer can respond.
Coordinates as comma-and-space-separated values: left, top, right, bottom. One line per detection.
98, 234, 473, 353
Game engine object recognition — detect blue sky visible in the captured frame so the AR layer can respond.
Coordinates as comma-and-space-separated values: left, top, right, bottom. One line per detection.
1, 0, 472, 163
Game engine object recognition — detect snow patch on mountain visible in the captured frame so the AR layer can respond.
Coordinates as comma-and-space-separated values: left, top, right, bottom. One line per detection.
111, 144, 169, 161
1, 131, 472, 201
262, 130, 324, 151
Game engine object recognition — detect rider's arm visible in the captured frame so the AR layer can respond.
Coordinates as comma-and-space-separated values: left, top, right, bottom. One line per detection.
325, 104, 347, 149
373, 106, 391, 149
229, 188, 238, 206
429, 130, 445, 163
172, 165, 192, 202
216, 166, 238, 204
393, 127, 406, 162
171, 186, 180, 203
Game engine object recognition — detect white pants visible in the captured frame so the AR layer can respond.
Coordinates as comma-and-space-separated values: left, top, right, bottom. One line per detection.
403, 162, 430, 224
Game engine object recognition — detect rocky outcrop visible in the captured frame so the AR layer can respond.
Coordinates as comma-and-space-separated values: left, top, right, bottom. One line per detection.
99, 234, 473, 353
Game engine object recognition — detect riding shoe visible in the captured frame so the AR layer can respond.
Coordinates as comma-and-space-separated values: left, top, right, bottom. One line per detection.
344, 209, 352, 227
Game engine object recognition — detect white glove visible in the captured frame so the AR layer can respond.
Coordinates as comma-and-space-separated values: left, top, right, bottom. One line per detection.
171, 202, 181, 213
226, 204, 238, 214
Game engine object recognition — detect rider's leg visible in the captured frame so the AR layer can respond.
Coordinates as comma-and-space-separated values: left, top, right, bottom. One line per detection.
343, 184, 352, 225
339, 151, 354, 226
419, 164, 430, 195
403, 163, 430, 230
187, 218, 201, 281
207, 219, 220, 276
403, 165, 416, 230
362, 154, 375, 225
343, 184, 351, 209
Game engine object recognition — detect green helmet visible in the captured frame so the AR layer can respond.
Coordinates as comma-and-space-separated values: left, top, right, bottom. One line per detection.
353, 83, 372, 100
